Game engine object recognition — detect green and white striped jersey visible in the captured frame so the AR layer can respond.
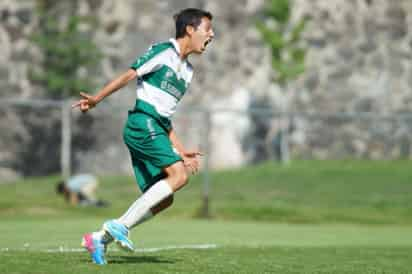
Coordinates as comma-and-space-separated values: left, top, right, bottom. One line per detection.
130, 38, 193, 129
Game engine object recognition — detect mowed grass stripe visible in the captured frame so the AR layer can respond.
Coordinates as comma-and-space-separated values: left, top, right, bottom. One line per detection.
1, 246, 412, 274
1, 219, 412, 248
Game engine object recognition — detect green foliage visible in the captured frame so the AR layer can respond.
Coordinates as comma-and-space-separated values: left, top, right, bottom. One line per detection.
30, 1, 101, 98
257, 0, 308, 85
263, 0, 291, 23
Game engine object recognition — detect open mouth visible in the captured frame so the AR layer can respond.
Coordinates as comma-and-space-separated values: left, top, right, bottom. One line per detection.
203, 38, 212, 48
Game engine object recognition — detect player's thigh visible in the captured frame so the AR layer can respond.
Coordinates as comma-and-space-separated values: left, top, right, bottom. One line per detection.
124, 114, 181, 192
130, 158, 160, 193
124, 113, 181, 168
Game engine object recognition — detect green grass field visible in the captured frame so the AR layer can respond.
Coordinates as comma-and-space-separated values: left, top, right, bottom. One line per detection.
1, 161, 412, 273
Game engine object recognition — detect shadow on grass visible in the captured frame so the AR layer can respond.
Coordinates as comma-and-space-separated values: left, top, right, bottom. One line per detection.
108, 255, 176, 265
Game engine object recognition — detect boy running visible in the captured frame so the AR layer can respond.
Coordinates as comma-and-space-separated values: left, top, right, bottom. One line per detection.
72, 8, 214, 265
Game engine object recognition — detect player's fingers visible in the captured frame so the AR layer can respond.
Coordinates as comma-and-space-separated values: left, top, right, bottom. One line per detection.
80, 102, 91, 112
186, 159, 199, 174
80, 106, 89, 113
184, 164, 192, 174
74, 99, 89, 108
190, 158, 198, 168
190, 165, 196, 175
193, 162, 199, 173
80, 92, 92, 100
186, 150, 203, 157
184, 161, 194, 173
71, 101, 81, 108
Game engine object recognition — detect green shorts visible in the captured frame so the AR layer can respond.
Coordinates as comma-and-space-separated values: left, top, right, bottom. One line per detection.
123, 111, 182, 192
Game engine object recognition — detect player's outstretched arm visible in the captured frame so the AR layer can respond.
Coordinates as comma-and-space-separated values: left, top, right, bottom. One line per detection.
72, 69, 138, 112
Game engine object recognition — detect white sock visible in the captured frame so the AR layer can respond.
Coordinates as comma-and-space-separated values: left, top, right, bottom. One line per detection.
117, 180, 173, 229
95, 204, 154, 245
130, 210, 154, 229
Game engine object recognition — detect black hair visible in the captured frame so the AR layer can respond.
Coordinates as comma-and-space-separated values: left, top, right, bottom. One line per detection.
174, 8, 213, 39
56, 180, 73, 202
56, 180, 66, 194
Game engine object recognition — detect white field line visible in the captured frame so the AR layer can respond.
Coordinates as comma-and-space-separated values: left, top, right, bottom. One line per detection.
0, 244, 218, 253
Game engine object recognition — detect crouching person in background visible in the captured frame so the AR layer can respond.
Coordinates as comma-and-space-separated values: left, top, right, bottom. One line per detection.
56, 174, 109, 208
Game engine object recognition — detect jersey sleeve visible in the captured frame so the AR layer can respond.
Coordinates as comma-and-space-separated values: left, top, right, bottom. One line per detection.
130, 43, 170, 76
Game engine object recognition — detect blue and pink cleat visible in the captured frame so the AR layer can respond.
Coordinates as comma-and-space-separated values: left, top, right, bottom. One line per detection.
82, 220, 133, 265
103, 220, 134, 252
81, 233, 107, 265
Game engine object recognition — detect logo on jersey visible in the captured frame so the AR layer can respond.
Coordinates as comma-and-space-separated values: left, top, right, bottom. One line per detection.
161, 81, 183, 99
165, 69, 174, 79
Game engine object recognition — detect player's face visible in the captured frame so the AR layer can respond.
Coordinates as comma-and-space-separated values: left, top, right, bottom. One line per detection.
191, 17, 214, 54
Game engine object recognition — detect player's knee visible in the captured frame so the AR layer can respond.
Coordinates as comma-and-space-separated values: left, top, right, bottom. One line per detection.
174, 170, 189, 191
179, 170, 188, 186
172, 169, 188, 190
165, 162, 188, 191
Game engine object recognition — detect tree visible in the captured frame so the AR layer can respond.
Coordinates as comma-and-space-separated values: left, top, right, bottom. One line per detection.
257, 0, 308, 85
30, 0, 101, 98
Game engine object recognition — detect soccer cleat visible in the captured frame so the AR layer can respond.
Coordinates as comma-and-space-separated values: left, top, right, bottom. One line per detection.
103, 220, 134, 252
81, 233, 107, 265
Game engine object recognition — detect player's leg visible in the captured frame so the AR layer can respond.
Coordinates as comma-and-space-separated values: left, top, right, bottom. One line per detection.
103, 165, 185, 252
82, 163, 185, 262
152, 194, 174, 213
102, 191, 173, 248
82, 113, 184, 262
117, 157, 173, 227
125, 163, 183, 227
115, 161, 187, 229
102, 119, 186, 252
129, 194, 174, 229
113, 112, 187, 230
163, 161, 188, 191
124, 163, 182, 226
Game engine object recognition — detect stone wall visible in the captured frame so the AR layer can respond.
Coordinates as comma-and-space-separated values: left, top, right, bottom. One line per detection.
0, 0, 411, 178
286, 0, 412, 160
291, 0, 412, 113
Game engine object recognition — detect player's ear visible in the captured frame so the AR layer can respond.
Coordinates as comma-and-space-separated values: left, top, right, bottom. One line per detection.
186, 25, 195, 36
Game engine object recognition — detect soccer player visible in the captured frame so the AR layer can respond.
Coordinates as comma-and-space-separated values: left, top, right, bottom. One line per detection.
72, 8, 214, 265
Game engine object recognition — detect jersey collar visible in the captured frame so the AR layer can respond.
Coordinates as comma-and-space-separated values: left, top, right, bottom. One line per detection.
169, 38, 180, 54
170, 38, 188, 61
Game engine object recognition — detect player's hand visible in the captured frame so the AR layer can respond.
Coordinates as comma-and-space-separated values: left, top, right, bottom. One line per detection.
182, 150, 202, 175
72, 92, 98, 113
